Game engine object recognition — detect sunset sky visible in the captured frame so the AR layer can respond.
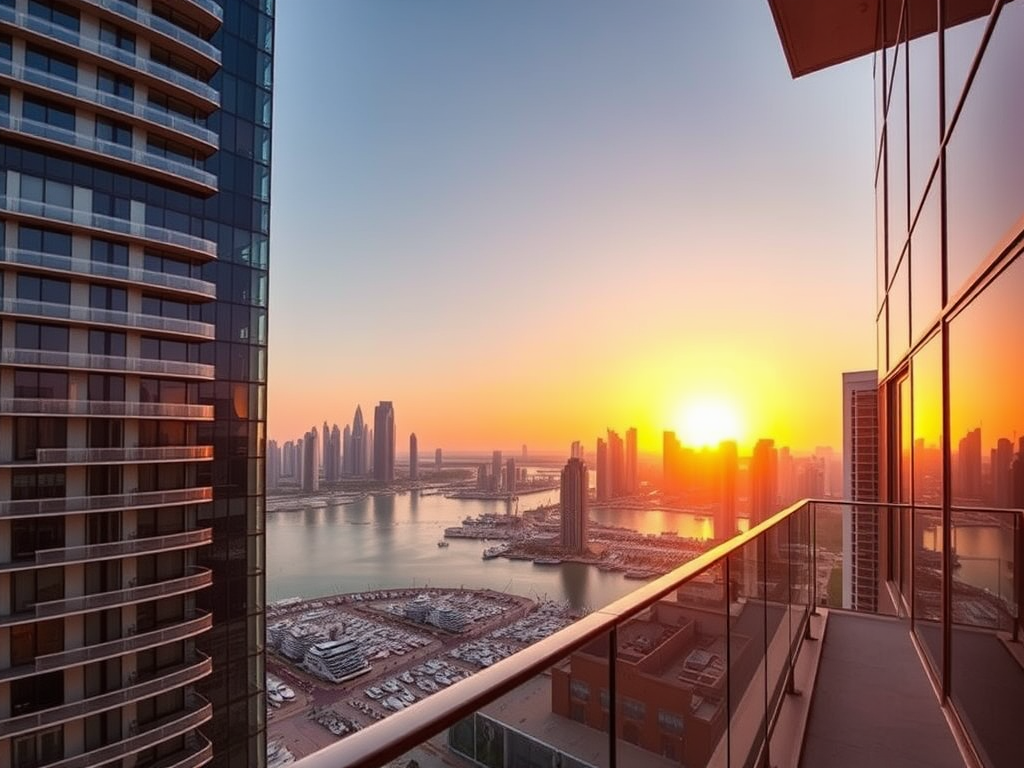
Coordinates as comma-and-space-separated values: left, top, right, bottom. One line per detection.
267, 1, 876, 454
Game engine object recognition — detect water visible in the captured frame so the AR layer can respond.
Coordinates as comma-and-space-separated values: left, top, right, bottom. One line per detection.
266, 490, 708, 612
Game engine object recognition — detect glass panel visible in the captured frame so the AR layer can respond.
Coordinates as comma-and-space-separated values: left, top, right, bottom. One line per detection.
888, 257, 909, 365
728, 537, 766, 768
887, 38, 908, 278
910, 181, 942, 341
946, 2, 1024, 297
908, 22, 939, 208
943, 11, 989, 126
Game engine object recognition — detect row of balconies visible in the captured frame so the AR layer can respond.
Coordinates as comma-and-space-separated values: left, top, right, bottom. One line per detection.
0, 527, 214, 572
76, 0, 222, 66
0, 398, 215, 420
0, 56, 218, 148
0, 3, 219, 107
0, 347, 214, 380
0, 195, 217, 261
0, 486, 212, 518
0, 295, 214, 340
0, 651, 212, 739
0, 565, 212, 626
0, 247, 217, 300
3, 445, 215, 466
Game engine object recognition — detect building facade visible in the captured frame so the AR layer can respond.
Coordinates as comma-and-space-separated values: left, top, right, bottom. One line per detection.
841, 370, 879, 611
0, 0, 272, 766
372, 401, 393, 483
408, 432, 417, 481
559, 457, 588, 554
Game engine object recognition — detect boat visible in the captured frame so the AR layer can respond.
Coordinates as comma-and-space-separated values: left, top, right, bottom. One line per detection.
624, 569, 656, 580
482, 545, 507, 560
437, 540, 449, 548
533, 558, 563, 566
268, 688, 284, 705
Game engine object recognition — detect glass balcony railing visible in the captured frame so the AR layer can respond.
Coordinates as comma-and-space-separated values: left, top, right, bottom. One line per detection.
0, 196, 218, 259
46, 694, 211, 768
0, 296, 215, 339
17, 527, 214, 568
26, 445, 214, 465
0, 652, 212, 739
77, 0, 222, 65
148, 733, 214, 768
0, 4, 219, 105
0, 486, 212, 519
0, 247, 217, 299
0, 113, 217, 191
0, 58, 218, 147
0, 397, 215, 420
183, 0, 224, 25
0, 347, 214, 379
287, 499, 1022, 768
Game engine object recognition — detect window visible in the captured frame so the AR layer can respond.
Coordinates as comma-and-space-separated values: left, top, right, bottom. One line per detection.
18, 226, 72, 256
140, 336, 193, 363
96, 117, 132, 147
11, 671, 63, 715
0, 87, 8, 114
88, 418, 123, 449
151, 43, 201, 79
12, 518, 64, 560
25, 44, 77, 82
27, 0, 79, 32
148, 89, 198, 121
88, 374, 125, 401
658, 709, 684, 735
139, 420, 187, 448
20, 174, 73, 208
147, 135, 197, 167
623, 698, 646, 721
0, 34, 11, 60
88, 330, 126, 356
14, 417, 67, 460
91, 238, 129, 266
98, 21, 135, 53
140, 377, 192, 404
17, 274, 70, 304
11, 468, 66, 500
97, 69, 133, 100
92, 191, 130, 219
144, 250, 195, 278
142, 293, 189, 320
569, 679, 590, 702
15, 322, 68, 351
13, 727, 65, 768
90, 285, 127, 312
14, 370, 68, 398
11, 620, 64, 666
22, 95, 75, 132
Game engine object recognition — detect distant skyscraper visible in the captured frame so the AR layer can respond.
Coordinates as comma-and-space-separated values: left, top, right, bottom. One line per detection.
374, 402, 396, 482
560, 458, 589, 554
410, 433, 419, 481
750, 439, 778, 525
842, 370, 879, 612
492, 450, 503, 492
625, 427, 638, 494
957, 427, 983, 502
436, 448, 443, 470
269, 440, 282, 491
323, 419, 330, 469
992, 437, 1014, 507
663, 431, 683, 494
324, 423, 341, 482
571, 440, 583, 460
778, 446, 795, 505
477, 464, 490, 490
608, 429, 625, 497
506, 458, 517, 494
303, 427, 321, 492
284, 439, 297, 478
342, 424, 353, 475
719, 440, 738, 539
351, 405, 367, 476
596, 438, 609, 501
522, 444, 528, 461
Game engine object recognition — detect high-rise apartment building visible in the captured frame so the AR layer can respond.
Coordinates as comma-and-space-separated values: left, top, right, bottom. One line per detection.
0, 1, 273, 766
842, 370, 879, 612
302, 427, 319, 493
490, 450, 501, 492
267, 439, 280, 491
594, 437, 607, 501
749, 438, 778, 526
559, 458, 588, 554
505, 457, 516, 495
624, 426, 637, 494
372, 401, 394, 482
348, 405, 366, 477
408, 432, 417, 481
434, 447, 442, 471
718, 439, 738, 539
607, 429, 624, 497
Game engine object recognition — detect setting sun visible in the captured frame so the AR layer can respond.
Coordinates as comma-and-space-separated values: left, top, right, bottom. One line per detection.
675, 397, 744, 448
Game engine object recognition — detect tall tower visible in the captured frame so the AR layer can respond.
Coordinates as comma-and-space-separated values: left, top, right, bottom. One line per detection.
607, 429, 624, 497
560, 458, 589, 554
351, 405, 366, 477
268, 440, 281, 491
750, 439, 779, 525
373, 401, 395, 482
595, 438, 608, 501
506, 458, 517, 495
435, 448, 443, 471
719, 440, 738, 539
0, 2, 274, 765
302, 428, 320, 492
625, 427, 638, 494
409, 433, 418, 481
491, 450, 502, 492
842, 370, 879, 611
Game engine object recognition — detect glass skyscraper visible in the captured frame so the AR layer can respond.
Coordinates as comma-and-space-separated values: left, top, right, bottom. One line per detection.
0, 1, 271, 766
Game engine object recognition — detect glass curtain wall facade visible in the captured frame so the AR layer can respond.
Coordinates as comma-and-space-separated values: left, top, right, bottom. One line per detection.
0, 1, 271, 767
875, 1, 1024, 766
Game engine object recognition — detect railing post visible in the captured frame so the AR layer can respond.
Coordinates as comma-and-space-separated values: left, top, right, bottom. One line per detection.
810, 501, 819, 615
787, 515, 796, 696
1015, 512, 1022, 644
725, 556, 732, 768
608, 625, 617, 768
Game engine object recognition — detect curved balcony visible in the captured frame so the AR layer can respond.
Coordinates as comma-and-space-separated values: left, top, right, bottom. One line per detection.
0, 486, 213, 520
0, 652, 212, 740
46, 694, 212, 768
0, 247, 217, 300
149, 733, 214, 768
0, 58, 217, 149
0, 610, 213, 684
0, 196, 217, 261
0, 566, 213, 626
0, 398, 214, 420
77, 0, 222, 67
0, 348, 215, 380
17, 445, 215, 467
0, 528, 213, 572
184, 0, 224, 26
0, 4, 220, 108
0, 113, 217, 194
0, 297, 215, 340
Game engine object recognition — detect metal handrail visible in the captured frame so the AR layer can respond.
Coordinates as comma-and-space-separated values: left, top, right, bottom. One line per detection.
77, 0, 222, 64
0, 348, 215, 379
27, 445, 214, 464
0, 486, 213, 518
0, 296, 215, 339
0, 397, 214, 420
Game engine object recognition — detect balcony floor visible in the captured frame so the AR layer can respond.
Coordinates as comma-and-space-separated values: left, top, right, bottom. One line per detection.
800, 612, 963, 768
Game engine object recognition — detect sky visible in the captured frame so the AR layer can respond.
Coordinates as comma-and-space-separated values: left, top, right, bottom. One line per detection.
267, 1, 877, 455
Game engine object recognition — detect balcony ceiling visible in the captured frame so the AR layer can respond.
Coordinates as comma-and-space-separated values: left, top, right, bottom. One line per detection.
767, 0, 993, 78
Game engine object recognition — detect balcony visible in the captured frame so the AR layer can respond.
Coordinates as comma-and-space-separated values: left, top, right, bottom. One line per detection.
0, 610, 213, 684
286, 500, 1024, 768
0, 195, 218, 260
0, 397, 215, 420
76, 0, 222, 67
0, 58, 218, 149
3, 445, 215, 467
0, 296, 215, 340
0, 486, 213, 519
0, 527, 213, 572
0, 566, 213, 626
147, 733, 214, 768
0, 247, 217, 300
45, 693, 212, 768
0, 652, 212, 739
0, 4, 220, 108
0, 347, 215, 379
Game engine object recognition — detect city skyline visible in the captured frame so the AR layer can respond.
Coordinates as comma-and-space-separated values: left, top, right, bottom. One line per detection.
266, 1, 875, 453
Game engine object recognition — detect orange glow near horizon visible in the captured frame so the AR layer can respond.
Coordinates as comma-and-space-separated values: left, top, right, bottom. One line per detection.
674, 397, 744, 448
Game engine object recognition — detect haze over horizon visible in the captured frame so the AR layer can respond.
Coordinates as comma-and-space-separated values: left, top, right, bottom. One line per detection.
268, 1, 876, 453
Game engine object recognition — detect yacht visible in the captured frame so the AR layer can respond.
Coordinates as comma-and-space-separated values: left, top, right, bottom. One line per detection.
437, 540, 450, 548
